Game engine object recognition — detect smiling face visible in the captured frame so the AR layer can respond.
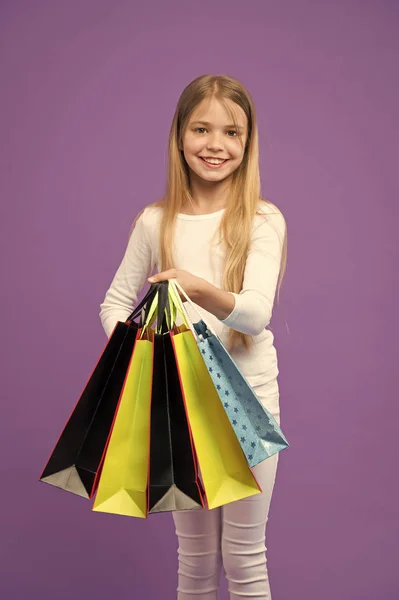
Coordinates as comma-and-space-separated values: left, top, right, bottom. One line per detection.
180, 96, 248, 186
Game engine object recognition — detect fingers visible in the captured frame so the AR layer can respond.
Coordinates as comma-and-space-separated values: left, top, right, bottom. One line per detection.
148, 269, 178, 284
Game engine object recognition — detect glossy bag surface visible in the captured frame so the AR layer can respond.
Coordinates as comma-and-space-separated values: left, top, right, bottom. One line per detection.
170, 325, 261, 510
39, 283, 161, 499
169, 280, 290, 468
193, 320, 289, 467
148, 281, 205, 513
148, 330, 204, 513
92, 327, 154, 519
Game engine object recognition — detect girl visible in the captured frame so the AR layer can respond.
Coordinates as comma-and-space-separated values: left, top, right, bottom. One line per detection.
99, 74, 287, 600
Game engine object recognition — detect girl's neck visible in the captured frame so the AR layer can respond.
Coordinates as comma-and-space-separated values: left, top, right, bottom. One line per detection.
185, 178, 231, 214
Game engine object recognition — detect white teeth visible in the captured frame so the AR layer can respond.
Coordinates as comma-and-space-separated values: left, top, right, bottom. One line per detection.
202, 158, 225, 165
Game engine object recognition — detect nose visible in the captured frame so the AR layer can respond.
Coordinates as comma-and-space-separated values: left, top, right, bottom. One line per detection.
206, 132, 224, 151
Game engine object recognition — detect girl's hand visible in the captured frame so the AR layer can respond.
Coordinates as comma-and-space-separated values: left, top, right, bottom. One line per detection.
147, 269, 203, 302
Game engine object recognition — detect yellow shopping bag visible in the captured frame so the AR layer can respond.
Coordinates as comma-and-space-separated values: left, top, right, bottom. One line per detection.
91, 296, 160, 518
170, 325, 261, 510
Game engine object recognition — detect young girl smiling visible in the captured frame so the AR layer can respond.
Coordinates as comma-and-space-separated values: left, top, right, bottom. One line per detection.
100, 73, 287, 600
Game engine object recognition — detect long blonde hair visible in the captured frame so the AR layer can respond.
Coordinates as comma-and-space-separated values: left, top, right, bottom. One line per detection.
132, 74, 287, 351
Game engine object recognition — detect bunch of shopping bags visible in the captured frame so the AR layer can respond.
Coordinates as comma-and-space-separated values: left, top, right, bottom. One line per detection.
39, 279, 289, 518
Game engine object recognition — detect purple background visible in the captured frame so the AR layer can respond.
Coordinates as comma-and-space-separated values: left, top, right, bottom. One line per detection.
1, 1, 398, 599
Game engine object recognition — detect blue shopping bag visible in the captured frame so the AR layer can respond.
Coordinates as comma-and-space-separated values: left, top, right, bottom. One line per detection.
168, 280, 290, 468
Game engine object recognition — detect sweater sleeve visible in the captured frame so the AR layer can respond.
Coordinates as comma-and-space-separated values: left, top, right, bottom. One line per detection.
99, 210, 155, 337
219, 211, 286, 336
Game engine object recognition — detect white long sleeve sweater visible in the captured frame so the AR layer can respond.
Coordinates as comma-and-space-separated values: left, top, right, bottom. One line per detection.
100, 200, 286, 387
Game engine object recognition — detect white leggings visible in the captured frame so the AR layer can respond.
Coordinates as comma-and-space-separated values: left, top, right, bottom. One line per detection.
172, 452, 279, 599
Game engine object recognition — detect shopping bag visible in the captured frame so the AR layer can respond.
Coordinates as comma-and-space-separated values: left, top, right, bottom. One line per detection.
169, 317, 261, 510
149, 298, 205, 512
169, 280, 290, 468
91, 284, 172, 518
39, 283, 162, 499
91, 326, 154, 518
148, 281, 204, 513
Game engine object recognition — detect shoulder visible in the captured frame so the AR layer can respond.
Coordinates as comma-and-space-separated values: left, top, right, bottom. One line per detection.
130, 201, 163, 233
140, 202, 163, 229
256, 197, 285, 219
254, 198, 286, 238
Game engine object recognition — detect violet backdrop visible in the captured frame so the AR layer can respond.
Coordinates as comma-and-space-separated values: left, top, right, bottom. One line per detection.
1, 1, 398, 599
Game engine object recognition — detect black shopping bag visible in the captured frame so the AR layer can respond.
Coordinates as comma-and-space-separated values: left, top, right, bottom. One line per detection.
148, 282, 205, 513
39, 283, 162, 499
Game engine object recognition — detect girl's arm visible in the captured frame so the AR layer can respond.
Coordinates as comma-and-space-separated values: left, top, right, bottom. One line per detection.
99, 210, 155, 337
193, 211, 286, 337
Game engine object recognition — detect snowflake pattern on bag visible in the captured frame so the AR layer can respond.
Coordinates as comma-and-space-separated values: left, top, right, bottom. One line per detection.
193, 320, 289, 467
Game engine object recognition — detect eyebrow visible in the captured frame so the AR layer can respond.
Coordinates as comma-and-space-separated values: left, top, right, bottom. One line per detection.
191, 120, 245, 131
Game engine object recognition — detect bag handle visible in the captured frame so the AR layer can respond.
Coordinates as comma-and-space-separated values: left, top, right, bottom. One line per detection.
139, 285, 175, 337
126, 282, 160, 323
167, 281, 193, 332
155, 281, 174, 333
169, 279, 217, 337
138, 292, 159, 337
168, 281, 210, 342
126, 281, 172, 333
